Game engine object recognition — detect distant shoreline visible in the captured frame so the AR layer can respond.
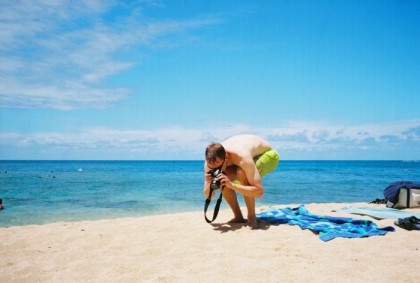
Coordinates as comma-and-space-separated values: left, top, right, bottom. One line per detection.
1, 159, 418, 162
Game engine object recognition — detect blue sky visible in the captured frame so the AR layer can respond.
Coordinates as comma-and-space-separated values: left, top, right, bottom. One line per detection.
0, 0, 419, 160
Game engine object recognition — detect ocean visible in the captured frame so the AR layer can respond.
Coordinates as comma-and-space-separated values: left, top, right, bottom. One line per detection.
0, 160, 419, 227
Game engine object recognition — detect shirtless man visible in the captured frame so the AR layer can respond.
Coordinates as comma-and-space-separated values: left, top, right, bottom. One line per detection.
203, 134, 279, 229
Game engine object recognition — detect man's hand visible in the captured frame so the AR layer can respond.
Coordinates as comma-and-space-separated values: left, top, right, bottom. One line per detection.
205, 171, 213, 186
204, 171, 216, 199
218, 173, 233, 189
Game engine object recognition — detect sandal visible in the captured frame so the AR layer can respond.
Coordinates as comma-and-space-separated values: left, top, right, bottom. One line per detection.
394, 216, 420, 231
369, 198, 387, 204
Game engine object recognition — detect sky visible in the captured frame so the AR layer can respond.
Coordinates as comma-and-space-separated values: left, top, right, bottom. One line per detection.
0, 0, 419, 160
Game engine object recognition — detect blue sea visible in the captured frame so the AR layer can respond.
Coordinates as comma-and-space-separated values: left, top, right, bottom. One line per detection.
0, 160, 419, 227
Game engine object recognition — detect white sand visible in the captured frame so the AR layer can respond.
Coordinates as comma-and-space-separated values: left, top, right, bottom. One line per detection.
1, 202, 419, 282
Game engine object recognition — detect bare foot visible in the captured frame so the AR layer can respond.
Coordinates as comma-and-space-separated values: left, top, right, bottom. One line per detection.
227, 217, 247, 224
247, 217, 259, 230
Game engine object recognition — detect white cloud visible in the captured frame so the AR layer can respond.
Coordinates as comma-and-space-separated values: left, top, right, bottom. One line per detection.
0, 0, 221, 110
0, 78, 128, 110
262, 120, 420, 153
1, 120, 419, 160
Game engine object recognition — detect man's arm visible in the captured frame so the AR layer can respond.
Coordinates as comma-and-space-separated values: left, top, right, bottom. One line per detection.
222, 158, 264, 198
203, 162, 215, 199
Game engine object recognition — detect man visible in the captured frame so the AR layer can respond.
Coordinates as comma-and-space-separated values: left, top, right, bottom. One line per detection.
203, 134, 279, 229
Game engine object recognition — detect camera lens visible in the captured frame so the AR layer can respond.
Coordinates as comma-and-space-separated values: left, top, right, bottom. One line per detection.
210, 182, 219, 190
210, 168, 221, 190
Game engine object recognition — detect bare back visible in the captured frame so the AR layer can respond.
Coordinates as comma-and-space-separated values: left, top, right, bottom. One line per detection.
221, 134, 271, 165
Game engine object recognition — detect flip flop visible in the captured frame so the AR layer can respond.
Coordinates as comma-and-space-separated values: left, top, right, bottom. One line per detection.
369, 198, 387, 204
394, 216, 420, 231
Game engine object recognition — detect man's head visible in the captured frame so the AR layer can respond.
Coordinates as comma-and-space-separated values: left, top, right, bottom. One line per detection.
205, 143, 226, 169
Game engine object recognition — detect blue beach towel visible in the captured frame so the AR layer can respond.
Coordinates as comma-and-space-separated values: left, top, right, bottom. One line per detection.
257, 205, 395, 242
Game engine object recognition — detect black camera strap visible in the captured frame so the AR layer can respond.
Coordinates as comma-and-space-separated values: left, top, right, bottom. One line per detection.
204, 186, 224, 223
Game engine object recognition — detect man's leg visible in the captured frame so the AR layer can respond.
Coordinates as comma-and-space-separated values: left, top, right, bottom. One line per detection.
244, 149, 279, 229
222, 166, 245, 223
221, 188, 246, 223
236, 167, 259, 229
243, 195, 258, 229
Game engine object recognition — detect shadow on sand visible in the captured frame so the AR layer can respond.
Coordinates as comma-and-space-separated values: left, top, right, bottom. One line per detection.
210, 220, 274, 233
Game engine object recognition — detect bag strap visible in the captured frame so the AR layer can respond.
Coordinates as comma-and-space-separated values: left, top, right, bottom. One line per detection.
406, 187, 411, 208
204, 187, 224, 223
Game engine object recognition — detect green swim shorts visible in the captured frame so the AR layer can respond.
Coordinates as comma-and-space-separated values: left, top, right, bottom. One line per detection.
253, 148, 280, 177
232, 148, 280, 184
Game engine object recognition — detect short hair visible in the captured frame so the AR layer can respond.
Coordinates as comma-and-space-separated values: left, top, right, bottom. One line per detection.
205, 143, 226, 163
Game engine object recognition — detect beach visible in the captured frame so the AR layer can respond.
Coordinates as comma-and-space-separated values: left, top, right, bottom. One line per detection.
1, 202, 419, 283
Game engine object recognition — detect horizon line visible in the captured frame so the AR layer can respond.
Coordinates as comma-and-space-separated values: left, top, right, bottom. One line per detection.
1, 159, 418, 162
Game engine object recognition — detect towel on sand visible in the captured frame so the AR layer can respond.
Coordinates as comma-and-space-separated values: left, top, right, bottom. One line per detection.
339, 206, 420, 220
257, 205, 395, 242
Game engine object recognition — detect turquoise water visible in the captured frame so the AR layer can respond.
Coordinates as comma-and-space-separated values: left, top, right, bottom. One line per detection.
0, 160, 419, 227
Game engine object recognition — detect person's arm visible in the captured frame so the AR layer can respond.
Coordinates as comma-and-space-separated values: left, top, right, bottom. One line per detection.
220, 159, 263, 198
230, 182, 263, 198
203, 162, 216, 199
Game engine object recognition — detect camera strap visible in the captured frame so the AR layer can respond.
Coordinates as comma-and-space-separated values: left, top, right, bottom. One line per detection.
204, 186, 224, 223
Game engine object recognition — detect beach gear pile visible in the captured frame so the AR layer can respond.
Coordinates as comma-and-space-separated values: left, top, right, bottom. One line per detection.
257, 205, 395, 242
382, 181, 420, 231
384, 181, 420, 209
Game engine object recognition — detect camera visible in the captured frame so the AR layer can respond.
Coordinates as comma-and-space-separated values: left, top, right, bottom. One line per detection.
209, 167, 222, 190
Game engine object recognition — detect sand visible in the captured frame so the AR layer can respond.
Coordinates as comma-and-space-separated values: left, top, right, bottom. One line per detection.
1, 202, 419, 283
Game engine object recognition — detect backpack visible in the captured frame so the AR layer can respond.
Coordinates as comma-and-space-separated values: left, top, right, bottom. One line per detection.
383, 181, 420, 208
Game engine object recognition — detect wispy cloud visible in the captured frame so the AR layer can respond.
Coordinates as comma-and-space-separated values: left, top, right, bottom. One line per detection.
263, 120, 420, 152
1, 120, 419, 160
0, 0, 221, 110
